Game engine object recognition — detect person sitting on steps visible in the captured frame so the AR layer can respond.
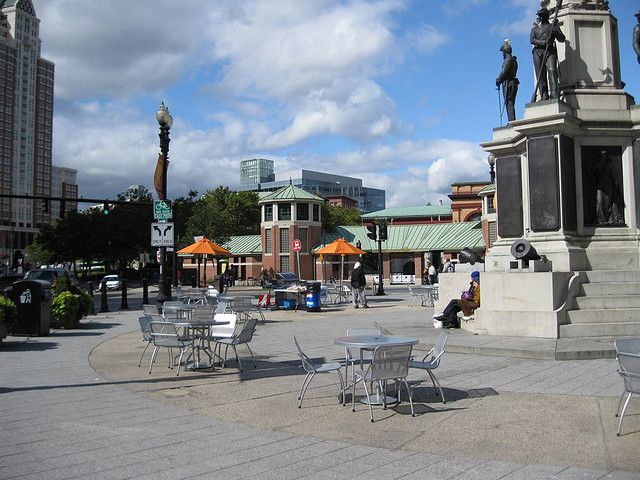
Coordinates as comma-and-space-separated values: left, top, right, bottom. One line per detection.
433, 271, 480, 328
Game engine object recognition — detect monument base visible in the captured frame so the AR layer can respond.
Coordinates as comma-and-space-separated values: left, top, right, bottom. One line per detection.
434, 271, 569, 338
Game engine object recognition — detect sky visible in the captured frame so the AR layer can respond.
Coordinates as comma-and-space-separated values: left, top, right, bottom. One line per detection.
32, 0, 640, 207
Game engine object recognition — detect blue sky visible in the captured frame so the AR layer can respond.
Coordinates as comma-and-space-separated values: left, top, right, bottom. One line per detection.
33, 0, 640, 207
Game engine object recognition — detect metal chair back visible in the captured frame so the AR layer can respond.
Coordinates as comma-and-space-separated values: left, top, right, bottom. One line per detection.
142, 304, 160, 315
234, 318, 258, 345
150, 321, 185, 348
293, 335, 316, 373
370, 344, 413, 382
138, 315, 153, 342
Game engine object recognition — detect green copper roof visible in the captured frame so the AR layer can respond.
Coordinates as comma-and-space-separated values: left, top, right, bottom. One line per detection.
315, 221, 484, 253
222, 235, 262, 255
362, 205, 451, 219
259, 184, 323, 203
478, 183, 496, 195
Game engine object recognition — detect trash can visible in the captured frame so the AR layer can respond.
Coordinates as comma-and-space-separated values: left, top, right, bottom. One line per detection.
305, 281, 322, 312
9, 279, 51, 336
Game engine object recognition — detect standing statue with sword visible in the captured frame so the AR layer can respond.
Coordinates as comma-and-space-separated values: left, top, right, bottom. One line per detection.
495, 39, 519, 123
530, 2, 565, 102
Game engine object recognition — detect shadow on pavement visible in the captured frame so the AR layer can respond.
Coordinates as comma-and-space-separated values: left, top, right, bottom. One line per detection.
0, 340, 58, 351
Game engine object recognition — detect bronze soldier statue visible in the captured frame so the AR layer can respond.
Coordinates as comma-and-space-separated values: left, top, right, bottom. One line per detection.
495, 39, 519, 122
634, 11, 640, 65
530, 7, 565, 100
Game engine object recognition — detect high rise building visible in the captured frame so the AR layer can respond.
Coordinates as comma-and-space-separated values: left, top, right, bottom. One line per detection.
240, 158, 275, 185
0, 0, 68, 271
237, 168, 386, 214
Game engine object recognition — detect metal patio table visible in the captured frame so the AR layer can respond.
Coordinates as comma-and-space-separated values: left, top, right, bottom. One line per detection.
334, 334, 419, 405
172, 319, 230, 370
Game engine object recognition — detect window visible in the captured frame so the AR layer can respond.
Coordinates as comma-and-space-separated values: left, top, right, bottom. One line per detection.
313, 204, 320, 222
278, 203, 291, 221
298, 227, 308, 252
297, 203, 309, 221
264, 204, 273, 221
280, 255, 290, 272
280, 228, 289, 253
264, 229, 272, 253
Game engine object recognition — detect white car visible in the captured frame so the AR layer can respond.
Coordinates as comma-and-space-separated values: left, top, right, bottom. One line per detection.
100, 275, 122, 291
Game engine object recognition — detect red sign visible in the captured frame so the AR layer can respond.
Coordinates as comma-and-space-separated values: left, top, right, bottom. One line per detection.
292, 239, 302, 252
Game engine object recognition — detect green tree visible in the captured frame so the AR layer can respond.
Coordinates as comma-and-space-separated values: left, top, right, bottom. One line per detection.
185, 187, 260, 244
117, 185, 153, 202
322, 203, 361, 232
173, 190, 198, 249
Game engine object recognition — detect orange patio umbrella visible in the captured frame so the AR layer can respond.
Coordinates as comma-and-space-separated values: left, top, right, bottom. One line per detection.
178, 237, 230, 287
316, 238, 365, 284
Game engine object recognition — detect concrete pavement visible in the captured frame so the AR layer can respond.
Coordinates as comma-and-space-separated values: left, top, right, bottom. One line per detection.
1, 288, 639, 479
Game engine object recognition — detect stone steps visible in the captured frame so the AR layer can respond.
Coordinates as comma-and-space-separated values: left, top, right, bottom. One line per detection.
580, 282, 640, 296
575, 295, 640, 309
559, 321, 640, 338
562, 270, 640, 337
567, 308, 640, 323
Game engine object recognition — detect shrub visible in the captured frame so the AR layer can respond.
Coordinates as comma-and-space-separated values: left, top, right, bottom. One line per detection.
0, 295, 17, 335
51, 291, 80, 329
52, 271, 91, 322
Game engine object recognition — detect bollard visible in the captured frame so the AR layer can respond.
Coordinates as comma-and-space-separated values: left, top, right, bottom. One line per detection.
142, 278, 149, 305
87, 281, 96, 315
165, 277, 172, 301
120, 279, 129, 310
100, 281, 109, 313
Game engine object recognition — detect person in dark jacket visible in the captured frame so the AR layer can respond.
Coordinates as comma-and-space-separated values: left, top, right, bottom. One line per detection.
350, 261, 368, 308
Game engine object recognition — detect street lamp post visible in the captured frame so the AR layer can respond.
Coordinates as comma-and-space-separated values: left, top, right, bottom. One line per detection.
155, 102, 173, 303
487, 153, 496, 183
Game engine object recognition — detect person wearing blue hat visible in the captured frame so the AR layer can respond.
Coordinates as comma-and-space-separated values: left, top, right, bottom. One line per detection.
433, 271, 481, 329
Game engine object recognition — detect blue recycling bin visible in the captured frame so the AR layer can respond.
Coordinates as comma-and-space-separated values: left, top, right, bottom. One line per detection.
305, 281, 321, 312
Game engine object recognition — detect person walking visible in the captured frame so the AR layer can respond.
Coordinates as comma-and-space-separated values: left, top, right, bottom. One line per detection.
350, 262, 368, 309
428, 263, 437, 285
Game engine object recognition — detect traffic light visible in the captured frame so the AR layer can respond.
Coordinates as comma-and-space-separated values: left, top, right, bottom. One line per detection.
366, 224, 377, 241
59, 200, 66, 219
41, 199, 49, 213
103, 202, 110, 215
379, 223, 388, 241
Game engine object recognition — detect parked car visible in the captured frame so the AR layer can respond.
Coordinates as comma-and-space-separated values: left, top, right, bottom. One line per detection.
99, 275, 122, 291
24, 267, 76, 285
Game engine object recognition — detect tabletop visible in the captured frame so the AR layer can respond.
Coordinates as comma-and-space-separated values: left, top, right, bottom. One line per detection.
171, 320, 230, 328
334, 335, 419, 348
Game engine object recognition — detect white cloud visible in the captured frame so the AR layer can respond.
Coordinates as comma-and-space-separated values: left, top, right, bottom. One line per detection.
35, 0, 208, 100
405, 24, 450, 55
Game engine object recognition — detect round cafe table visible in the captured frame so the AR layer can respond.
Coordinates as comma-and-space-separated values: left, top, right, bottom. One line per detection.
334, 335, 418, 405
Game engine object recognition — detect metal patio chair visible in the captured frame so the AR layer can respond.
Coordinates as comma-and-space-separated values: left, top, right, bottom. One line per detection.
407, 285, 427, 307
137, 315, 154, 367
215, 318, 258, 371
344, 328, 381, 388
409, 331, 448, 403
352, 343, 415, 422
148, 321, 194, 376
293, 336, 345, 408
614, 337, 640, 436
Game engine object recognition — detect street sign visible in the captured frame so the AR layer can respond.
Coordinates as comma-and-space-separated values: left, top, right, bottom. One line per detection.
151, 222, 174, 247
153, 200, 172, 221
292, 238, 302, 252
